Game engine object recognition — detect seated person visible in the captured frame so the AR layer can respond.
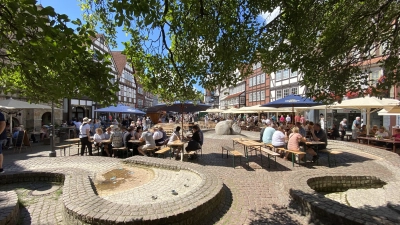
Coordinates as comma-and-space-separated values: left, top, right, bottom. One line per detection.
103, 127, 112, 139
329, 124, 340, 139
109, 125, 124, 157
374, 126, 389, 146
285, 126, 317, 162
138, 128, 156, 156
271, 126, 287, 156
375, 127, 389, 138
359, 125, 367, 137
93, 128, 110, 156
168, 126, 181, 143
40, 125, 49, 140
134, 126, 143, 140
12, 127, 21, 144
158, 127, 168, 145
387, 132, 400, 149
369, 125, 379, 136
262, 123, 276, 144
152, 126, 165, 146
185, 125, 202, 159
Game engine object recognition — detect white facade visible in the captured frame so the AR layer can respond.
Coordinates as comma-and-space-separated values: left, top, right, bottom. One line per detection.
118, 62, 136, 107
269, 68, 305, 102
219, 69, 246, 109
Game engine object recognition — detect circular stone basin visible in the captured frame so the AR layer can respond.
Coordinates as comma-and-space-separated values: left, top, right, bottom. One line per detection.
93, 165, 203, 205
94, 166, 154, 197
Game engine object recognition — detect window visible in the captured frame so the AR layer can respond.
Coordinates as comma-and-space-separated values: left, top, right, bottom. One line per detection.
261, 73, 265, 83
283, 69, 289, 79
371, 71, 380, 84
257, 91, 260, 101
249, 78, 253, 87
261, 91, 265, 100
240, 96, 245, 104
253, 92, 257, 102
249, 93, 252, 102
276, 90, 282, 99
283, 89, 289, 97
291, 87, 298, 95
257, 75, 261, 85
253, 77, 256, 86
276, 71, 282, 81
291, 70, 297, 77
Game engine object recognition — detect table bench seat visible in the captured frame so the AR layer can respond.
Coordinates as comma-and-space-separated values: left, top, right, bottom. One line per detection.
260, 147, 280, 168
222, 145, 234, 158
277, 148, 306, 167
155, 147, 171, 158
55, 144, 73, 156
112, 147, 128, 158
319, 149, 342, 167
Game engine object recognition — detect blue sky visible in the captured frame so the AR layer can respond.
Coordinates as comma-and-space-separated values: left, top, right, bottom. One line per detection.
40, 0, 205, 92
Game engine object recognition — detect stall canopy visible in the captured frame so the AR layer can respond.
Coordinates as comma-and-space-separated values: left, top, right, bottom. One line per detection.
327, 96, 399, 135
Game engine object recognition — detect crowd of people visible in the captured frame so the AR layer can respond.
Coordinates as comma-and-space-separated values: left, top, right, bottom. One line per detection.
80, 116, 203, 160
259, 119, 327, 162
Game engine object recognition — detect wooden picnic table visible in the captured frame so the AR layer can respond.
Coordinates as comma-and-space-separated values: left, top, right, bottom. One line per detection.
167, 140, 186, 161
232, 139, 264, 166
357, 137, 399, 152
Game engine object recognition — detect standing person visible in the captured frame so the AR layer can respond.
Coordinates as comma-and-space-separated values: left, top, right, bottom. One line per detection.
352, 117, 361, 140
279, 115, 285, 124
320, 113, 325, 130
339, 118, 348, 141
300, 115, 305, 124
79, 117, 93, 156
295, 114, 301, 123
286, 114, 291, 124
0, 111, 7, 173
204, 114, 209, 128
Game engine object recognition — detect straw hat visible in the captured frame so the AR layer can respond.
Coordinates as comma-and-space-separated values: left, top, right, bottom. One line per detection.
83, 117, 91, 123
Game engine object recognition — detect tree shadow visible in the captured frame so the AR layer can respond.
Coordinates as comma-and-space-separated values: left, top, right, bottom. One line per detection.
197, 184, 233, 225
247, 204, 307, 225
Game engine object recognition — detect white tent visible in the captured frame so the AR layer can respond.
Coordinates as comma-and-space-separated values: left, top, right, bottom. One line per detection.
378, 106, 400, 116
0, 98, 51, 145
326, 97, 399, 135
221, 108, 243, 114
204, 108, 224, 113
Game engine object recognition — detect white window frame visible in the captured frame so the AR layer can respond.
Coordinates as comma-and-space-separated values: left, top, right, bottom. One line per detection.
283, 69, 289, 79
276, 90, 282, 99
291, 70, 297, 78
276, 71, 282, 81
261, 73, 265, 83
257, 75, 261, 85
283, 88, 289, 97
291, 87, 298, 95
261, 90, 265, 100
249, 93, 253, 102
249, 78, 253, 87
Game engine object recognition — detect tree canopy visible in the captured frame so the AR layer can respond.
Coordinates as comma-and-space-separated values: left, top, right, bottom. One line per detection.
0, 0, 118, 105
80, 0, 400, 102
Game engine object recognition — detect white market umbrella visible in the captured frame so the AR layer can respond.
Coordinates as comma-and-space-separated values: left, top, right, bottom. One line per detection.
205, 108, 224, 113
378, 106, 400, 116
221, 108, 242, 114
0, 98, 52, 145
329, 96, 399, 135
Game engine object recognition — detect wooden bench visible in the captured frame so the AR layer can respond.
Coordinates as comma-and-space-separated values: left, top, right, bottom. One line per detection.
55, 144, 73, 156
155, 147, 171, 158
277, 148, 307, 167
222, 146, 234, 158
264, 144, 275, 152
229, 150, 243, 168
260, 147, 281, 168
112, 147, 128, 158
144, 147, 158, 157
319, 149, 342, 167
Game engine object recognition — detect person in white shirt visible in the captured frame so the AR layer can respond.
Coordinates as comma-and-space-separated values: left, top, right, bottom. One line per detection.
272, 126, 287, 148
93, 128, 110, 156
375, 127, 389, 138
286, 115, 291, 123
138, 128, 156, 156
79, 117, 92, 156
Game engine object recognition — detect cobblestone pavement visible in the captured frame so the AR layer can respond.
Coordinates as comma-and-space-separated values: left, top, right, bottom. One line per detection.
1, 130, 400, 224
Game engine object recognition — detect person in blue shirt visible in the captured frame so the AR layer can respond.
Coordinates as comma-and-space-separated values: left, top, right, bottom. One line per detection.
262, 123, 276, 144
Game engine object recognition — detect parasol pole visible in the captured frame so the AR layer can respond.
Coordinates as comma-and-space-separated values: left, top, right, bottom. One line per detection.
9, 113, 13, 146
181, 103, 184, 140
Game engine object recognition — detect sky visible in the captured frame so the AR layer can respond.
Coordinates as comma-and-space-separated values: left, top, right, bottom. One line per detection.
39, 0, 205, 92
